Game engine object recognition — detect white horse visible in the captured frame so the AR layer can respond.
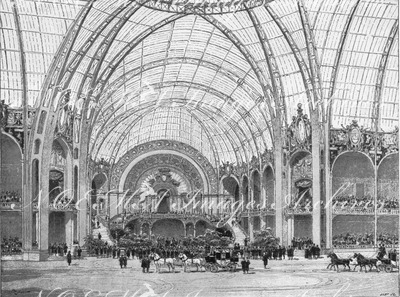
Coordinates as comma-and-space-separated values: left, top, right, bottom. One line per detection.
178, 253, 206, 272
149, 252, 175, 273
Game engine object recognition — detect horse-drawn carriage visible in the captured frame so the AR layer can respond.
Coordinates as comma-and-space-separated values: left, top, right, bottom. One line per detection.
327, 251, 399, 273
377, 251, 399, 273
204, 249, 239, 273
118, 248, 128, 268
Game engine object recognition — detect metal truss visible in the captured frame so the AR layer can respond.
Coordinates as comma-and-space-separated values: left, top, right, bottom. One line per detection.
298, 0, 324, 121
373, 20, 398, 132
265, 3, 315, 115
246, 7, 287, 125
327, 0, 361, 124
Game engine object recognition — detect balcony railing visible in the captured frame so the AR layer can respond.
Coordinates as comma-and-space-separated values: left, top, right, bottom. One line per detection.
332, 206, 399, 215
0, 202, 22, 210
110, 211, 224, 226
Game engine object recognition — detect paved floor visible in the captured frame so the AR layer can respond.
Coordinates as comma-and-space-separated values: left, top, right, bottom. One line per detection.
1, 256, 398, 297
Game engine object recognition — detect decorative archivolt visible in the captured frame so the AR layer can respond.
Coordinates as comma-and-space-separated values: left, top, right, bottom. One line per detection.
124, 155, 200, 193
111, 140, 218, 192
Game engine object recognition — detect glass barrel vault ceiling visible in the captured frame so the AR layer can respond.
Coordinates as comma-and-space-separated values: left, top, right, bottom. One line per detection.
1, 0, 398, 167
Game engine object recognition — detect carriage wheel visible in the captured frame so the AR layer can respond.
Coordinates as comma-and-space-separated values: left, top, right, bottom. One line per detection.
210, 265, 218, 273
385, 265, 393, 273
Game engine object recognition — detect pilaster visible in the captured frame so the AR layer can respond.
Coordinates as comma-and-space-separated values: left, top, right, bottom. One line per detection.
311, 111, 321, 246
287, 216, 294, 245
22, 155, 33, 250
324, 122, 332, 249
274, 126, 284, 243
248, 216, 254, 242
260, 215, 266, 229
65, 212, 74, 247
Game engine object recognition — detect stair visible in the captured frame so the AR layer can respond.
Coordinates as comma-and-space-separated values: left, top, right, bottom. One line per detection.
92, 217, 114, 245
227, 220, 248, 245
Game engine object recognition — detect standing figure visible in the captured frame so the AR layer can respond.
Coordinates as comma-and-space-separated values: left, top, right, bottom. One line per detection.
67, 251, 72, 266
262, 252, 269, 269
241, 257, 250, 274
119, 255, 127, 268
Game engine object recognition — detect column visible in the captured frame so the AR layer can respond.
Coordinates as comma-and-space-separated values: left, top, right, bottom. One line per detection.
261, 172, 267, 210
22, 158, 33, 253
311, 112, 321, 246
287, 215, 294, 245
36, 213, 40, 245
109, 193, 118, 218
286, 165, 292, 245
96, 195, 100, 216
38, 179, 49, 261
325, 122, 332, 249
107, 191, 110, 218
248, 216, 254, 242
274, 124, 284, 243
260, 215, 266, 229
76, 155, 88, 246
65, 212, 74, 247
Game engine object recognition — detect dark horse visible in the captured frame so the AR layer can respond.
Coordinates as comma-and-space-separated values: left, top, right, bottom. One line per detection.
327, 252, 351, 272
352, 253, 378, 272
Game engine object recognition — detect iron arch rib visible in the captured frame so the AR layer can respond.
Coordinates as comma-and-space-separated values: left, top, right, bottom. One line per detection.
373, 20, 398, 132
246, 7, 287, 125
326, 0, 361, 125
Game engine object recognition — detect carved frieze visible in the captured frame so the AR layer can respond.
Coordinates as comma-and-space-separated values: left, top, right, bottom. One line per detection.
249, 155, 260, 171
89, 158, 111, 177
261, 148, 274, 168
292, 154, 312, 181
381, 126, 399, 156
233, 162, 247, 178
330, 121, 398, 165
150, 168, 181, 187
0, 101, 36, 150
219, 161, 237, 178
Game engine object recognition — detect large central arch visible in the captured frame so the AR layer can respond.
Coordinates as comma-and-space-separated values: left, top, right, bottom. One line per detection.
113, 140, 218, 194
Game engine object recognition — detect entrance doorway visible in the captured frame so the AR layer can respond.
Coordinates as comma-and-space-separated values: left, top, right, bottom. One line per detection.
157, 189, 170, 213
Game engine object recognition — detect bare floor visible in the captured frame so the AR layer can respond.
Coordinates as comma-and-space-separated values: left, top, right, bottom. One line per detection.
1, 256, 399, 297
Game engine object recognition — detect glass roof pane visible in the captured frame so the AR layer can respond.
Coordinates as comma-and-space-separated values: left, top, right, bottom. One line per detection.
2, 0, 397, 167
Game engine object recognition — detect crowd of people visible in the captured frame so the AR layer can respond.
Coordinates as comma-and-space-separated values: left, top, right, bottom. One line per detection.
285, 194, 399, 212
332, 233, 398, 246
48, 242, 83, 258
291, 237, 314, 250
0, 191, 21, 203
1, 237, 22, 254
50, 196, 74, 207
332, 195, 399, 210
48, 242, 69, 256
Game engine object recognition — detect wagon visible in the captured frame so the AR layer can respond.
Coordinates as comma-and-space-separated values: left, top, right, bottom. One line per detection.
204, 250, 239, 273
377, 252, 399, 273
